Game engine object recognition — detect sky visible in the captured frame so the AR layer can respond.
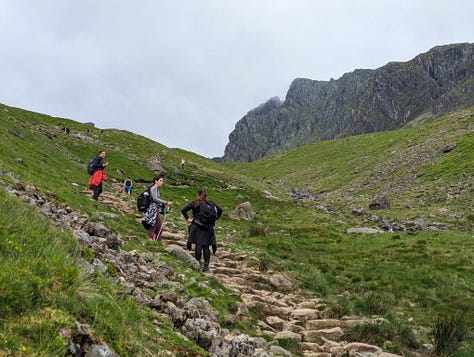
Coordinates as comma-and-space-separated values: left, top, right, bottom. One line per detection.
1, 1, 473, 158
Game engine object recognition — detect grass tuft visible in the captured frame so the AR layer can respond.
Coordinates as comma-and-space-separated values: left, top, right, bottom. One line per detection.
355, 291, 395, 316
249, 222, 269, 237
432, 309, 471, 356
256, 252, 272, 272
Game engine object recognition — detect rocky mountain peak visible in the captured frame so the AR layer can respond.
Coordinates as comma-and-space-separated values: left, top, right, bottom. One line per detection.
221, 43, 474, 162
247, 96, 282, 116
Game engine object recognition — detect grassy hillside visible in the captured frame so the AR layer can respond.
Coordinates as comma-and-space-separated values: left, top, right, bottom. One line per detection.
0, 104, 264, 355
1, 103, 473, 356
228, 107, 474, 229
224, 107, 474, 355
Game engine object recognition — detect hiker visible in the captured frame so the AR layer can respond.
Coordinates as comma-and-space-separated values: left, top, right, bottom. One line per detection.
181, 158, 185, 170
88, 150, 109, 201
123, 178, 133, 195
181, 188, 222, 272
143, 175, 173, 242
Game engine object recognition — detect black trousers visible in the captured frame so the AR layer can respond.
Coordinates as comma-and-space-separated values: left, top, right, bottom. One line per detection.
195, 245, 210, 263
92, 182, 103, 200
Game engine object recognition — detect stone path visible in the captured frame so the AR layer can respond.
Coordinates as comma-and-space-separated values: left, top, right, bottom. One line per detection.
90, 184, 402, 357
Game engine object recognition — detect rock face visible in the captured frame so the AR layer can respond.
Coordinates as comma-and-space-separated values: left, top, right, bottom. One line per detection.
222, 43, 474, 162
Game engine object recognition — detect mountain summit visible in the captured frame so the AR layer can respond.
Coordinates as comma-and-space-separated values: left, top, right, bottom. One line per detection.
222, 43, 474, 162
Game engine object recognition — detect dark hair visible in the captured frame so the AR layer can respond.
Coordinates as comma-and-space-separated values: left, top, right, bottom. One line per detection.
153, 175, 164, 183
194, 188, 208, 207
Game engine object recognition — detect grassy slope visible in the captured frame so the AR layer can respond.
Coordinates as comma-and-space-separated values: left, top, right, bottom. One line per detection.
0, 104, 260, 355
1, 103, 473, 355
223, 107, 474, 354
228, 107, 474, 228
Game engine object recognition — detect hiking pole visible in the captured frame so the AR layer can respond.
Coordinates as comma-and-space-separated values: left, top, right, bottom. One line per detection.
155, 203, 171, 241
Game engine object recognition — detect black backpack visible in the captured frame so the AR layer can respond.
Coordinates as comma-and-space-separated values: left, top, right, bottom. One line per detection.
137, 187, 151, 212
199, 201, 218, 224
87, 157, 99, 175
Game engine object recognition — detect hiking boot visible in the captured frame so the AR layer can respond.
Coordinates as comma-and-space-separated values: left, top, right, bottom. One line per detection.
202, 262, 209, 272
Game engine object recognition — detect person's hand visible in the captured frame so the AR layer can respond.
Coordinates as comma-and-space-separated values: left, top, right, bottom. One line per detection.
212, 243, 217, 254
104, 162, 109, 167
167, 201, 173, 206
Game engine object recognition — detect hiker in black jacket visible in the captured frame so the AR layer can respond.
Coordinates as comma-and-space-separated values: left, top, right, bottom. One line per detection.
89, 150, 109, 200
181, 188, 222, 272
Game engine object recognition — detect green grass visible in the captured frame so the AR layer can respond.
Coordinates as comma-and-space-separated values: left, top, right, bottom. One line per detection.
0, 190, 209, 356
1, 102, 473, 355
432, 310, 472, 356
0, 191, 78, 317
227, 108, 474, 227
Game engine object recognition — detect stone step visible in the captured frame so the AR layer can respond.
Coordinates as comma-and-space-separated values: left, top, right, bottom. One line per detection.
305, 319, 342, 330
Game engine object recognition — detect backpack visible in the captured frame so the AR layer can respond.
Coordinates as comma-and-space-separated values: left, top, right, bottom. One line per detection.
137, 187, 151, 212
87, 157, 99, 175
199, 201, 218, 224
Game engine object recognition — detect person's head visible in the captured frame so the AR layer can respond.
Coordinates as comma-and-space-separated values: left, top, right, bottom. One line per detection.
197, 188, 207, 200
98, 150, 106, 158
153, 175, 164, 187
194, 188, 208, 207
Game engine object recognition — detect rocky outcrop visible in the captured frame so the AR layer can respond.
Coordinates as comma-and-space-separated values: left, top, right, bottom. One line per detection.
222, 43, 474, 162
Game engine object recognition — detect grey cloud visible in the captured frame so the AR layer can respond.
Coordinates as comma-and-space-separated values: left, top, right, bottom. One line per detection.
1, 0, 473, 157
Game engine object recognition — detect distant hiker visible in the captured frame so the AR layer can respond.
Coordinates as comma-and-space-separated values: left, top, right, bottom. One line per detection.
181, 188, 222, 272
181, 158, 185, 170
142, 175, 173, 242
123, 178, 133, 195
87, 150, 109, 201
65, 127, 70, 135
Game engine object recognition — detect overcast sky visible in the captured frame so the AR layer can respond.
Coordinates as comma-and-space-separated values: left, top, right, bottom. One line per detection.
1, 1, 473, 158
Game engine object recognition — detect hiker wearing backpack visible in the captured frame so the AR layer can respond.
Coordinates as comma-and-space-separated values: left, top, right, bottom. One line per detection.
87, 150, 109, 201
123, 178, 133, 195
143, 175, 173, 242
181, 188, 222, 272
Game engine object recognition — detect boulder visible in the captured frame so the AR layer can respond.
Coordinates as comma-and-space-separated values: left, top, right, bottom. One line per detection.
228, 201, 255, 221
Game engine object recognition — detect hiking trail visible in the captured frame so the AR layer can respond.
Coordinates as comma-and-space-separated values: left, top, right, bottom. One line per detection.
83, 182, 403, 357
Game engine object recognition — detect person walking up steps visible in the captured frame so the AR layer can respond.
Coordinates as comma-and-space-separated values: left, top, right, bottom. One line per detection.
87, 150, 109, 201
123, 178, 133, 195
143, 175, 173, 242
181, 188, 222, 272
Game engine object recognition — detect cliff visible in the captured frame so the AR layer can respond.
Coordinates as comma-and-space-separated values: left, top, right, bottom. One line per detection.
222, 43, 474, 162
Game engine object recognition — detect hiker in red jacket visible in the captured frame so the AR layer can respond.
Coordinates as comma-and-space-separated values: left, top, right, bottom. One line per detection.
88, 150, 109, 200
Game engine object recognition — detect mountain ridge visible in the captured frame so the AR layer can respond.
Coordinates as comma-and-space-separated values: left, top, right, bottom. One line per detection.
222, 42, 474, 162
